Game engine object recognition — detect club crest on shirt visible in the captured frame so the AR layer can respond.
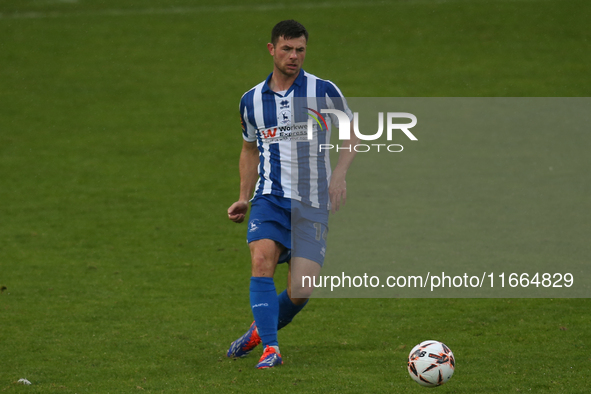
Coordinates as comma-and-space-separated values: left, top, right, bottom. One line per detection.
279, 110, 291, 125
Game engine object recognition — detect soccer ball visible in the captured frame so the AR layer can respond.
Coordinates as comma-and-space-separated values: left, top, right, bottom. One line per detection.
407, 340, 455, 387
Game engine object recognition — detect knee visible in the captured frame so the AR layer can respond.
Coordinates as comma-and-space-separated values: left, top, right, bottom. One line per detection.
289, 277, 315, 299
251, 250, 276, 277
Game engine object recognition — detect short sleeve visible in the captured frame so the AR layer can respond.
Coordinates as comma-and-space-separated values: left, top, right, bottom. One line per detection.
240, 92, 257, 142
324, 80, 354, 127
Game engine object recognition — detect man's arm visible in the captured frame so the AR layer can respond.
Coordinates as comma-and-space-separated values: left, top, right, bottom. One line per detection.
228, 140, 259, 223
329, 121, 359, 214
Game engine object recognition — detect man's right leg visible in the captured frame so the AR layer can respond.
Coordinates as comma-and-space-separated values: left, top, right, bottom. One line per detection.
249, 239, 286, 369
227, 241, 288, 359
249, 239, 281, 351
231, 247, 322, 357
228, 271, 305, 358
227, 238, 281, 359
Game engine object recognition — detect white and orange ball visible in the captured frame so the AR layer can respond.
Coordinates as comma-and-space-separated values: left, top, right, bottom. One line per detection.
407, 340, 455, 387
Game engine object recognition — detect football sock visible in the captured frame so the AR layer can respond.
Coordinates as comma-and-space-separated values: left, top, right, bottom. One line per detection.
277, 289, 308, 330
250, 276, 279, 347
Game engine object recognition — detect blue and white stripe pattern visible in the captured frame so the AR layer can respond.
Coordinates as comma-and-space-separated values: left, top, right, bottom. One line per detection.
240, 70, 352, 209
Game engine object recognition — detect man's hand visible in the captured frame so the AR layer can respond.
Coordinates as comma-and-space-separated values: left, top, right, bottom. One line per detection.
329, 170, 347, 214
328, 120, 358, 214
229, 140, 258, 223
228, 200, 249, 223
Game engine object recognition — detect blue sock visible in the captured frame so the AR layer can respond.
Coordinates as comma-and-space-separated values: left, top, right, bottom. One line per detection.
250, 277, 279, 347
277, 289, 308, 330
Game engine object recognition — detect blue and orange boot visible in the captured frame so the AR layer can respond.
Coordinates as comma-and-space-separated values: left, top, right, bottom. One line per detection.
227, 322, 261, 358
256, 345, 283, 369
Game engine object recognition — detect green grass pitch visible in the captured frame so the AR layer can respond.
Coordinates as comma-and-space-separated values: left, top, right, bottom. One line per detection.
1, 0, 590, 392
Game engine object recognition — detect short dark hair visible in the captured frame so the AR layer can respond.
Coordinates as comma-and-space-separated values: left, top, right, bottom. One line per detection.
271, 20, 308, 45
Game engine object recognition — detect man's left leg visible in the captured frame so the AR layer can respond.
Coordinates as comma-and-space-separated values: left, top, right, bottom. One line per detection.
279, 199, 328, 327
276, 258, 321, 329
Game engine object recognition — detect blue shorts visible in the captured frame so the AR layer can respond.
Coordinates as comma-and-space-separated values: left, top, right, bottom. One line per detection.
247, 194, 329, 266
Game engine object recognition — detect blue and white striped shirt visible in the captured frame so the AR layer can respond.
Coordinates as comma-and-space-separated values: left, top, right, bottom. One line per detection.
240, 70, 352, 209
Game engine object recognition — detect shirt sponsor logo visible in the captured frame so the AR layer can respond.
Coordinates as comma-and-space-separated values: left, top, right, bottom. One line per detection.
260, 128, 278, 139
259, 123, 316, 143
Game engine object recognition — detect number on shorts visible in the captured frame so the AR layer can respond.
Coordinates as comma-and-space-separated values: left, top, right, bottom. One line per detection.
313, 222, 328, 241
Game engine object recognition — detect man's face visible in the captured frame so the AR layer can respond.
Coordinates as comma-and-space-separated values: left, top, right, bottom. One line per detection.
268, 35, 307, 77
